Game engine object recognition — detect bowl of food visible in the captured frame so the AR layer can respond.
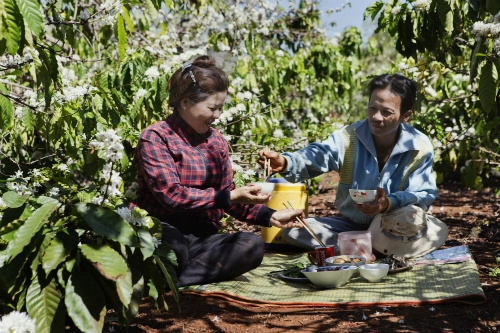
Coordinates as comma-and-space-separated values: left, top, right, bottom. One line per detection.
325, 255, 366, 267
302, 266, 357, 288
358, 263, 389, 282
349, 189, 377, 204
248, 182, 275, 194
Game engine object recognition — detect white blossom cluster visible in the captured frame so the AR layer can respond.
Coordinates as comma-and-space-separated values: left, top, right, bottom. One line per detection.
471, 13, 500, 53
392, 6, 402, 15
6, 170, 43, 196
115, 207, 149, 227
89, 129, 125, 202
99, 163, 122, 197
144, 66, 160, 82
0, 311, 36, 333
412, 0, 429, 12
97, 0, 123, 26
134, 88, 148, 102
89, 129, 124, 162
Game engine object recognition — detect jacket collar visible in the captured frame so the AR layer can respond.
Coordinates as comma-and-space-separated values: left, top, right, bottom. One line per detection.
355, 119, 420, 156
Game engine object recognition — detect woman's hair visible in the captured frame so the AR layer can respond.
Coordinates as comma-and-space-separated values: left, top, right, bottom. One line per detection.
167, 55, 229, 111
368, 74, 417, 113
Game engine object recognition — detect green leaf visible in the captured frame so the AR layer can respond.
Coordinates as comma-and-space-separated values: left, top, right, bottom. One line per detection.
363, 0, 384, 20
80, 244, 128, 280
65, 264, 106, 333
470, 38, 487, 82
3, 0, 23, 54
145, 0, 158, 19
437, 0, 453, 34
26, 276, 64, 333
122, 6, 134, 33
137, 228, 155, 259
17, 0, 43, 37
42, 230, 79, 275
2, 191, 30, 208
75, 203, 140, 247
0, 84, 13, 130
117, 14, 126, 61
154, 255, 179, 307
479, 61, 498, 113
115, 269, 133, 307
3, 200, 59, 263
486, 0, 500, 15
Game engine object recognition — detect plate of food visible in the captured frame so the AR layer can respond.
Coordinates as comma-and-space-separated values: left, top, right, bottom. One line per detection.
378, 255, 413, 273
270, 263, 312, 283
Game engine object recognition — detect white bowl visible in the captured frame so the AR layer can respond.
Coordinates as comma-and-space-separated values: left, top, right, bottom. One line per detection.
359, 263, 389, 282
248, 182, 275, 194
302, 266, 356, 288
325, 255, 366, 267
349, 189, 377, 204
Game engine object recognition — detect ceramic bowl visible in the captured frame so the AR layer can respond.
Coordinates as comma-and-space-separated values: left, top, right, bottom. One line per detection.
248, 182, 275, 194
302, 266, 356, 288
349, 189, 377, 204
358, 263, 389, 282
325, 255, 366, 267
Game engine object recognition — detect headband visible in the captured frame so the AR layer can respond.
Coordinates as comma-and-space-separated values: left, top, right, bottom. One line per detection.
181, 61, 197, 84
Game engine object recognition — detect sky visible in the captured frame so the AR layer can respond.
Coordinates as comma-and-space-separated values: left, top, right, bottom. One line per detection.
317, 0, 378, 40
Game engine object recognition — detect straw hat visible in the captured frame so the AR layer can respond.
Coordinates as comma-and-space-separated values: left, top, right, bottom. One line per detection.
368, 205, 448, 258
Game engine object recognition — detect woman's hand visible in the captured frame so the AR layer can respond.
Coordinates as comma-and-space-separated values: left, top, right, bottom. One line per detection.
269, 209, 305, 229
257, 149, 287, 173
355, 187, 389, 216
230, 185, 271, 204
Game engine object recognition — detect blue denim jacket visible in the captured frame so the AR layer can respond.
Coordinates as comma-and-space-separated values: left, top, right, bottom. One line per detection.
281, 119, 437, 225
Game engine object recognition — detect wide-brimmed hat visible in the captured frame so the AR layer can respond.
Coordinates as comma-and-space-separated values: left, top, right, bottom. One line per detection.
368, 205, 448, 258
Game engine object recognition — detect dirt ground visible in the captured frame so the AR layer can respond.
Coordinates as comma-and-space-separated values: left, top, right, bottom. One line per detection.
111, 172, 500, 333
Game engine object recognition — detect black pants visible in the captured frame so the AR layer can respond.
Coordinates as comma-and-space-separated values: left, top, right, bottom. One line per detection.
161, 223, 265, 287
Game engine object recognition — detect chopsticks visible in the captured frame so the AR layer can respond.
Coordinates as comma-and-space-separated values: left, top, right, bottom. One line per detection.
263, 146, 271, 181
283, 201, 327, 248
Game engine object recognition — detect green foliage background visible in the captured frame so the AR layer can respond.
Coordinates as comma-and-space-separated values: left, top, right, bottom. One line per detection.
0, 0, 499, 331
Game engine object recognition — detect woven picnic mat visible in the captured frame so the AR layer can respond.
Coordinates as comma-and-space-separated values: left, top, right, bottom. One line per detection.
181, 253, 486, 308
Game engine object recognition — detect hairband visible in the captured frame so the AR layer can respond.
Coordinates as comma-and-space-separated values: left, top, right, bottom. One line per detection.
181, 61, 197, 84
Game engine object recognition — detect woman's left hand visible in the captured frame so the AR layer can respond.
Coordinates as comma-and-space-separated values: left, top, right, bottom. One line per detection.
269, 209, 305, 228
230, 185, 271, 204
355, 187, 389, 215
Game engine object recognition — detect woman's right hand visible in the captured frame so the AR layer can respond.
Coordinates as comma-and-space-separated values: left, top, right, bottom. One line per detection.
230, 185, 271, 204
257, 149, 287, 173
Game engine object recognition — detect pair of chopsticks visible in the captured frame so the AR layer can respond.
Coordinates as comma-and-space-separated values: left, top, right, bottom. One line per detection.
263, 146, 271, 181
282, 201, 327, 248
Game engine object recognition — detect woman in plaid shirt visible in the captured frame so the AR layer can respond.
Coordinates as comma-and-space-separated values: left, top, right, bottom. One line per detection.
133, 56, 304, 287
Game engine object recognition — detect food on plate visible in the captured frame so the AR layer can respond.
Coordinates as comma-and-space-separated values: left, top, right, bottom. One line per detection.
378, 254, 413, 270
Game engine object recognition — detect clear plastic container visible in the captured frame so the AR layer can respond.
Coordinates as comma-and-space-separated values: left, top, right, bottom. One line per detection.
338, 231, 374, 263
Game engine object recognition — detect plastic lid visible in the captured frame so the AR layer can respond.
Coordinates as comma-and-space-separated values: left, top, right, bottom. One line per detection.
273, 183, 306, 191
338, 231, 371, 240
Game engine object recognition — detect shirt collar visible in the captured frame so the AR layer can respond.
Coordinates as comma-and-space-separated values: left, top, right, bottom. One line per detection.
167, 111, 211, 142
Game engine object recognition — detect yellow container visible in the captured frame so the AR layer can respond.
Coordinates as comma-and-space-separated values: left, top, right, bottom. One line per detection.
262, 183, 308, 245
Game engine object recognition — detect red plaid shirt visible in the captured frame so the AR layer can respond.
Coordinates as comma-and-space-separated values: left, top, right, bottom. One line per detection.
133, 112, 274, 234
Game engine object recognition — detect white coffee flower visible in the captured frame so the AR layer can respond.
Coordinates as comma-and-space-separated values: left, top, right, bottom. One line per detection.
134, 88, 148, 101
276, 50, 285, 57
273, 129, 284, 138
413, 0, 429, 12
144, 66, 160, 82
424, 86, 438, 98
0, 311, 36, 333
152, 237, 161, 248
48, 187, 60, 196
391, 6, 401, 15
13, 107, 23, 120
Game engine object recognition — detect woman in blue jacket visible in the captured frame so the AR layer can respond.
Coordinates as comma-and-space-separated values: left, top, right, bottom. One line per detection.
258, 74, 443, 254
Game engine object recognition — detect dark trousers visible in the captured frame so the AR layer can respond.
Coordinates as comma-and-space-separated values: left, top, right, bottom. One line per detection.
161, 223, 265, 287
